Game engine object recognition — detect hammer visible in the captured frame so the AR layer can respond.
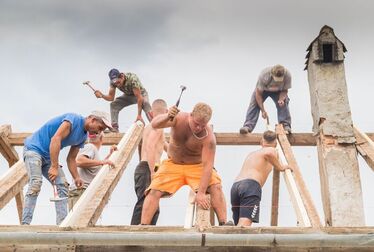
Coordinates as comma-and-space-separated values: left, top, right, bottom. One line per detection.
82, 81, 96, 92
50, 183, 68, 202
170, 85, 187, 120
49, 165, 68, 202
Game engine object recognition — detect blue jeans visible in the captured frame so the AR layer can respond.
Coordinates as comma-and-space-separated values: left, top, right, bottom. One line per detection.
110, 92, 152, 127
243, 91, 291, 131
22, 148, 68, 225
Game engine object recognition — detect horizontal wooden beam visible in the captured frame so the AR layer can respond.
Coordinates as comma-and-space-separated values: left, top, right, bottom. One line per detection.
9, 132, 374, 146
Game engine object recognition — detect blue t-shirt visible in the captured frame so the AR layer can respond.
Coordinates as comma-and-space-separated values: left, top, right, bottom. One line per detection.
24, 113, 87, 160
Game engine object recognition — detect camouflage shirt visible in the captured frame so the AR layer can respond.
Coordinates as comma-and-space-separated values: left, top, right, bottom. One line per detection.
256, 67, 292, 92
110, 72, 146, 95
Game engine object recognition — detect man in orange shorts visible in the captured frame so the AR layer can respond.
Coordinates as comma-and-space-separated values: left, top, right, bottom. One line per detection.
141, 102, 228, 225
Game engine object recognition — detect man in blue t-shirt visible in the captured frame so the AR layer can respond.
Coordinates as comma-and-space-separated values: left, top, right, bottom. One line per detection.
22, 111, 112, 225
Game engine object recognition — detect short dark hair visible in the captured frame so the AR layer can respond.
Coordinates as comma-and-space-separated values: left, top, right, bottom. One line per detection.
263, 130, 276, 143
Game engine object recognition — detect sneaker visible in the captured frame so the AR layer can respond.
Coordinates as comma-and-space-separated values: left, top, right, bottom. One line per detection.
283, 125, 292, 134
104, 127, 119, 133
239, 126, 252, 134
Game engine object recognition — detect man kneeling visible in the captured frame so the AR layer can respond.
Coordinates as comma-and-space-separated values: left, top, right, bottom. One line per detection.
141, 103, 227, 225
231, 130, 292, 226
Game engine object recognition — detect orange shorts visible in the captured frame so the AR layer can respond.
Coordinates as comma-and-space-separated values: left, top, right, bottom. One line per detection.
146, 159, 222, 196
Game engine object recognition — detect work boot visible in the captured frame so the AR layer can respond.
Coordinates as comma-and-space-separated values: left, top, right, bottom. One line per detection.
239, 126, 252, 134
105, 123, 119, 133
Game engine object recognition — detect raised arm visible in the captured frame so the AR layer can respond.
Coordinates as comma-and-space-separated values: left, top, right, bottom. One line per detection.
151, 105, 179, 129
48, 121, 71, 182
95, 86, 116, 101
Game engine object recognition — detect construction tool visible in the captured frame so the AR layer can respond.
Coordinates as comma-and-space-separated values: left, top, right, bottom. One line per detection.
169, 85, 187, 121
82, 81, 97, 92
265, 116, 272, 131
50, 182, 67, 202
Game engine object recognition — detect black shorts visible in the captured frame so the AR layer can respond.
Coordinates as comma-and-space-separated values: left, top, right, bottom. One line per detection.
230, 179, 262, 224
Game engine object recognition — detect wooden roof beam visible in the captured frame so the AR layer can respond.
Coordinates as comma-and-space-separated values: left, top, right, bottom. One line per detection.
276, 125, 322, 228
59, 121, 144, 227
0, 125, 25, 223
354, 126, 374, 172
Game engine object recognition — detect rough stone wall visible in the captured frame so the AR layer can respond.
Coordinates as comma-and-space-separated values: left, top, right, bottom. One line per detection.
319, 143, 365, 226
307, 41, 355, 143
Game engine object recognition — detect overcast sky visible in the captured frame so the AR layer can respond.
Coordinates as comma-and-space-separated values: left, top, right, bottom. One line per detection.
1, 0, 374, 226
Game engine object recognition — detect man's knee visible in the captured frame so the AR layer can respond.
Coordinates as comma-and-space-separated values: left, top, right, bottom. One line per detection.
26, 179, 42, 196
110, 101, 118, 110
145, 189, 164, 201
208, 183, 223, 194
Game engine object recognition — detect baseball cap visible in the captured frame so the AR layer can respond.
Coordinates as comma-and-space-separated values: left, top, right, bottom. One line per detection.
90, 111, 112, 129
271, 64, 285, 82
108, 68, 120, 84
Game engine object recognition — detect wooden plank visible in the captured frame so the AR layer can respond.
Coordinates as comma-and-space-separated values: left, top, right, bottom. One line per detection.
195, 195, 212, 232
0, 125, 24, 223
276, 125, 321, 228
354, 126, 374, 172
276, 143, 311, 227
0, 160, 28, 211
4, 132, 322, 147
184, 190, 196, 229
7, 132, 374, 147
60, 122, 144, 227
270, 168, 280, 226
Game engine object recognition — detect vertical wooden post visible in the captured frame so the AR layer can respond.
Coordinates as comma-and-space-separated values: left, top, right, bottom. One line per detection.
270, 168, 280, 226
306, 26, 365, 226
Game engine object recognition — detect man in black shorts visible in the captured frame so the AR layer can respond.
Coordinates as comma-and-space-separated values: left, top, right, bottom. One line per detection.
130, 99, 168, 225
230, 130, 292, 226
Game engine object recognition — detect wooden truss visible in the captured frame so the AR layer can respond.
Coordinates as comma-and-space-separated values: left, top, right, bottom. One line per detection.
1, 122, 374, 228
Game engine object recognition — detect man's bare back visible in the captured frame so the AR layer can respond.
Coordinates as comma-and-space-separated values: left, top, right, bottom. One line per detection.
167, 112, 214, 164
235, 147, 278, 187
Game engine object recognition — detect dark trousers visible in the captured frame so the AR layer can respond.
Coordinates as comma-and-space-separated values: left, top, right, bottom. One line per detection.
243, 90, 291, 131
131, 161, 159, 225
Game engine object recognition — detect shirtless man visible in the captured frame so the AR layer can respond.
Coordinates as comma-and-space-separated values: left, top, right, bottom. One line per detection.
231, 130, 292, 226
131, 99, 168, 225
141, 102, 227, 225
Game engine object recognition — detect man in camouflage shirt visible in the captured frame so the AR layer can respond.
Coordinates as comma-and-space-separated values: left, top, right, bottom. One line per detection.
94, 68, 152, 132
240, 64, 292, 134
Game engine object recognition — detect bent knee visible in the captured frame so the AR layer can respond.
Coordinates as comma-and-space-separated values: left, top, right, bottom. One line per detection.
208, 183, 222, 193
147, 189, 163, 198
26, 179, 42, 196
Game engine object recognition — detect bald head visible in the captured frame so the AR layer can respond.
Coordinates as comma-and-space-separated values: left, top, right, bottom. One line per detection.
262, 130, 277, 145
152, 99, 168, 117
